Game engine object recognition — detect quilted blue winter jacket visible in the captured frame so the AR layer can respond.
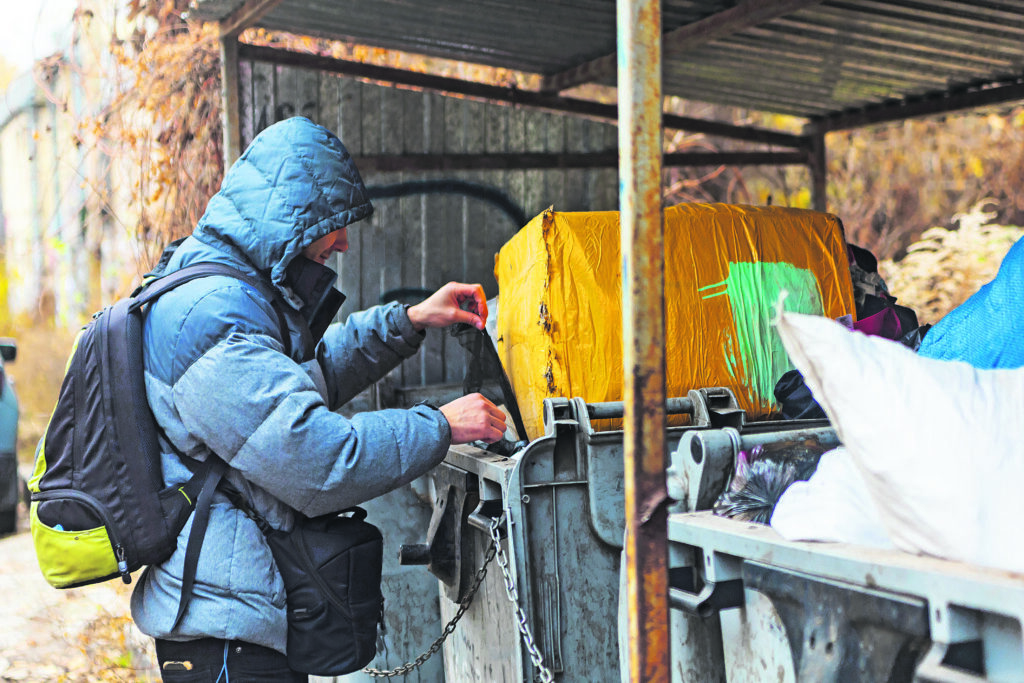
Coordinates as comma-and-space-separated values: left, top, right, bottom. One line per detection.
130, 117, 451, 652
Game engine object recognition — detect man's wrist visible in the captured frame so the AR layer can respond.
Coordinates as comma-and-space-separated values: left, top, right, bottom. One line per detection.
406, 303, 427, 331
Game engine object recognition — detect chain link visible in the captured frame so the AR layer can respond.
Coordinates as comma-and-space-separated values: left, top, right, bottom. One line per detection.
363, 521, 499, 678
364, 514, 553, 682
489, 513, 554, 683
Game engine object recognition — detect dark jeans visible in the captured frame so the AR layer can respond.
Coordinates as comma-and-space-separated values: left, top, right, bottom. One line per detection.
155, 638, 307, 683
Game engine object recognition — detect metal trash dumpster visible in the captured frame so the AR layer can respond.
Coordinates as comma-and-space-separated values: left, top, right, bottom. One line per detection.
377, 384, 1024, 682
667, 511, 1024, 682
393, 388, 836, 681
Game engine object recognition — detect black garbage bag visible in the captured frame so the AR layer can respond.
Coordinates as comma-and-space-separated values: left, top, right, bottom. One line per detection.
714, 444, 826, 524
773, 369, 827, 420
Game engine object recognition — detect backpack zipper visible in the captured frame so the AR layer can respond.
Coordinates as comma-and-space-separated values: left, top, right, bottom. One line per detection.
33, 488, 131, 582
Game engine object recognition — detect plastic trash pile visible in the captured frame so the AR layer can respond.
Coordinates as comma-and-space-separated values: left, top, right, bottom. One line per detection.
761, 236, 1024, 573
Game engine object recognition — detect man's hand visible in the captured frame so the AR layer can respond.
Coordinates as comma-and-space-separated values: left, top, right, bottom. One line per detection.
407, 282, 487, 331
440, 393, 507, 444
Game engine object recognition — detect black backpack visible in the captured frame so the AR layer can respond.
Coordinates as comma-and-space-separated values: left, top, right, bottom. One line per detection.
28, 263, 291, 617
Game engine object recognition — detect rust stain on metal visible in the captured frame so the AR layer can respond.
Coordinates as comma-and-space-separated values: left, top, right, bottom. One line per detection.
625, 505, 671, 681
625, 367, 667, 472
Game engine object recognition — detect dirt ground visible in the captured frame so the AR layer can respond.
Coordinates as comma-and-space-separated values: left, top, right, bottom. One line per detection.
0, 503, 160, 682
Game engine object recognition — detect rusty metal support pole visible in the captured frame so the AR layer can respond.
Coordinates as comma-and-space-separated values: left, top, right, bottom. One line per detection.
617, 0, 670, 681
808, 126, 827, 212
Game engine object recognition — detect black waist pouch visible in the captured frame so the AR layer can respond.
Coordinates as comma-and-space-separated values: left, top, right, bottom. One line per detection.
265, 507, 385, 676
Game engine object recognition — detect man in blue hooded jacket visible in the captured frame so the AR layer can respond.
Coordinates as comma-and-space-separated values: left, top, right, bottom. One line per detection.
131, 117, 508, 681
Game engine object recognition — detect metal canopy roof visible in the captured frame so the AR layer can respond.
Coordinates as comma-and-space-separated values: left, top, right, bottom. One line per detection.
192, 0, 1024, 133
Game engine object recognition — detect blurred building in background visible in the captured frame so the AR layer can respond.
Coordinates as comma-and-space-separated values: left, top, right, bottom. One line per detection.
0, 0, 135, 328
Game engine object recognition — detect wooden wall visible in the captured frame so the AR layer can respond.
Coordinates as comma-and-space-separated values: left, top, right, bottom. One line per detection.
238, 59, 619, 391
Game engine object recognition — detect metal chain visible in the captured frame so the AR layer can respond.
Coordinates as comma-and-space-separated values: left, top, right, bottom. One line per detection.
364, 514, 554, 682
490, 513, 554, 683
363, 521, 499, 678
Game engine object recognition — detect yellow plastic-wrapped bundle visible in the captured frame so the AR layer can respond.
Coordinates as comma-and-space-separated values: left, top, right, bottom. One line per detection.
494, 203, 855, 441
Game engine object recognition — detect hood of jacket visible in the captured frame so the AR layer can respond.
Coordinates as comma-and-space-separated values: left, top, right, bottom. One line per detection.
190, 116, 373, 306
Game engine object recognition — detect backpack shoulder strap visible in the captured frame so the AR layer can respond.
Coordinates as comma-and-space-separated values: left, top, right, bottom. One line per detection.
130, 263, 294, 358
171, 456, 227, 631
124, 263, 293, 630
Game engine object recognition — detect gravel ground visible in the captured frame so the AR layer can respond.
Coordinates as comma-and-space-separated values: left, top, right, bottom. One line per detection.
0, 504, 159, 682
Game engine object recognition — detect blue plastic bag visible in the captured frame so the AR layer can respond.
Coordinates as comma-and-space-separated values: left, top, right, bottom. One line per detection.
918, 235, 1024, 368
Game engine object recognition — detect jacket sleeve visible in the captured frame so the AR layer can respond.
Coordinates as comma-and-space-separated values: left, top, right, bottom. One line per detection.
317, 301, 426, 410
163, 286, 451, 516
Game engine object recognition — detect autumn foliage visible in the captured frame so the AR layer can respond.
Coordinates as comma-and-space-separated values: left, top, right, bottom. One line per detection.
829, 111, 1024, 259
100, 3, 223, 268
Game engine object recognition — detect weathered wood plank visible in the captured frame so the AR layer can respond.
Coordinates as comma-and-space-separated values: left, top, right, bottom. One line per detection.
273, 64, 300, 124
296, 66, 320, 124
424, 91, 446, 155
565, 116, 587, 211
238, 59, 256, 147
357, 201, 384, 314
317, 72, 341, 135
505, 106, 528, 235
334, 77, 365, 321
360, 81, 383, 156
338, 77, 363, 156
440, 99, 476, 383
418, 94, 450, 385
365, 93, 418, 382
543, 112, 568, 213
464, 97, 490, 289
379, 85, 404, 156
401, 89, 426, 155
523, 108, 548, 220
250, 60, 275, 142
477, 104, 510, 296
395, 90, 428, 385
595, 119, 620, 210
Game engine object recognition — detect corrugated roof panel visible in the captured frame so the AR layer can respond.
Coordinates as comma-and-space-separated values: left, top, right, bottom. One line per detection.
761, 20, 1016, 74
189, 0, 1024, 123
658, 0, 1024, 117
256, 0, 620, 75
665, 40, 917, 108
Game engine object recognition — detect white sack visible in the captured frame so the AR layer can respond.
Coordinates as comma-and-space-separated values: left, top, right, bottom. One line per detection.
775, 308, 1024, 574
770, 446, 894, 550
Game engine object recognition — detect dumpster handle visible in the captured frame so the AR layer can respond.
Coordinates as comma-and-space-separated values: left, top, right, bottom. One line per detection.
586, 396, 694, 421
669, 578, 744, 618
663, 573, 745, 622
913, 642, 988, 683
467, 499, 505, 537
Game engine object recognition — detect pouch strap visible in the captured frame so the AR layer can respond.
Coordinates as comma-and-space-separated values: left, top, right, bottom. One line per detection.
171, 457, 227, 632
217, 479, 272, 535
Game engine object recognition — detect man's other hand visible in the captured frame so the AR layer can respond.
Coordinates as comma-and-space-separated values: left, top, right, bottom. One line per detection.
407, 282, 487, 331
440, 393, 507, 444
